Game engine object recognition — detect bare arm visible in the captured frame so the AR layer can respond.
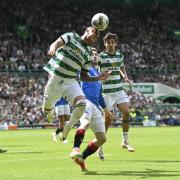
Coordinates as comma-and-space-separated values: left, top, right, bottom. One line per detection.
120, 66, 128, 80
47, 37, 65, 56
120, 66, 132, 86
80, 69, 111, 82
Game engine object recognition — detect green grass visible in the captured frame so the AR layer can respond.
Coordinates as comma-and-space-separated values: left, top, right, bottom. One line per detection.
0, 127, 180, 180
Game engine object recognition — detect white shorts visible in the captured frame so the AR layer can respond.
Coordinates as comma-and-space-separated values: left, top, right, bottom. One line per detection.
55, 105, 70, 115
80, 100, 105, 133
43, 75, 84, 110
104, 90, 129, 110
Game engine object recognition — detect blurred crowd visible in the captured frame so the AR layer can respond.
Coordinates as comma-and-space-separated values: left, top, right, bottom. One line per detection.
0, 75, 179, 126
0, 0, 179, 126
0, 75, 45, 126
0, 0, 180, 87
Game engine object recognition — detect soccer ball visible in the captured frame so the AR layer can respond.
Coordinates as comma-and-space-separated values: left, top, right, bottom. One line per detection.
91, 13, 109, 31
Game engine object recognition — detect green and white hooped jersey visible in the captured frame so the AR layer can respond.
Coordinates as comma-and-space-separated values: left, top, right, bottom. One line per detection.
99, 50, 124, 94
44, 32, 93, 79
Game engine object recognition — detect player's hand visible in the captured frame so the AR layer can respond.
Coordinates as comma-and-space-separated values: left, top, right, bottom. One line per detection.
98, 70, 112, 80
124, 78, 133, 89
103, 108, 113, 120
47, 50, 56, 56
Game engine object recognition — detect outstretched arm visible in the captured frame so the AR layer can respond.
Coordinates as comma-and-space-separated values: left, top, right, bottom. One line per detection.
80, 69, 111, 82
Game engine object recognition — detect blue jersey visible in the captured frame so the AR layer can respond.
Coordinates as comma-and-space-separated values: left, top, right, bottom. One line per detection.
55, 97, 68, 106
81, 67, 106, 110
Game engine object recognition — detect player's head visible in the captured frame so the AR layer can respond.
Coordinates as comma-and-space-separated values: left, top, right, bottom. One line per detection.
103, 32, 118, 52
83, 26, 100, 45
91, 47, 99, 66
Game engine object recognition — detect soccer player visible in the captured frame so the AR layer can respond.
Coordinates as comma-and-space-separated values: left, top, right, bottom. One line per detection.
69, 48, 112, 171
51, 97, 70, 143
42, 26, 110, 141
98, 32, 135, 159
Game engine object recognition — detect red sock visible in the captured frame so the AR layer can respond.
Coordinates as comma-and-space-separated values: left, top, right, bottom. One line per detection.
73, 129, 85, 148
82, 141, 98, 159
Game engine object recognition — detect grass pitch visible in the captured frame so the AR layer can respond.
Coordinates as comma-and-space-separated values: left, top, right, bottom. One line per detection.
0, 127, 180, 180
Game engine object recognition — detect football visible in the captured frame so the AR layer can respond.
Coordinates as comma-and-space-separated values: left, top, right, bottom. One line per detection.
91, 13, 109, 31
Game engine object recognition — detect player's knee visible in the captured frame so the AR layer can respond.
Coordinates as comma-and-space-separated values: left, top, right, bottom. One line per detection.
74, 100, 86, 117
98, 136, 106, 146
123, 109, 130, 118
79, 122, 89, 130
75, 99, 86, 108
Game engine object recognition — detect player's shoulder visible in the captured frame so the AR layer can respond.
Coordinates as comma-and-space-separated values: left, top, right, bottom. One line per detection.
116, 50, 124, 59
99, 51, 108, 57
116, 49, 123, 55
62, 32, 79, 39
61, 32, 81, 44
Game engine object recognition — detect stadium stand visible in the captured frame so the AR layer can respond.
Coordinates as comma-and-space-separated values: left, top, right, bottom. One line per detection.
0, 0, 179, 126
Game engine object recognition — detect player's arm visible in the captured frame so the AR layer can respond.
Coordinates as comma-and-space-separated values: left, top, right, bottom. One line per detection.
99, 89, 113, 119
47, 37, 65, 56
80, 69, 111, 82
120, 66, 132, 86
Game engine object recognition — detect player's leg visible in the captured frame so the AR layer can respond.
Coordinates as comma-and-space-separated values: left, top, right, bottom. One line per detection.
55, 107, 68, 137
61, 97, 86, 140
105, 110, 114, 132
70, 101, 91, 158
64, 114, 70, 123
62, 104, 71, 130
74, 131, 106, 171
96, 94, 115, 160
81, 132, 106, 159
52, 104, 64, 142
103, 94, 115, 132
59, 105, 71, 135
53, 108, 71, 143
73, 133, 106, 172
59, 114, 70, 143
117, 102, 135, 152
42, 75, 63, 120
59, 115, 65, 132
95, 119, 107, 161
70, 118, 89, 158
117, 102, 130, 142
61, 81, 86, 140
72, 107, 106, 171
52, 114, 64, 142
97, 111, 113, 160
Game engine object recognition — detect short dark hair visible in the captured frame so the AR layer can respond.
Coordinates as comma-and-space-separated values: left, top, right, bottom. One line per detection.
85, 26, 97, 32
103, 32, 118, 43
91, 47, 97, 52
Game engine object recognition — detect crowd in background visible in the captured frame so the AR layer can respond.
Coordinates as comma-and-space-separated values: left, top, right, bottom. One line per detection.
0, 0, 179, 126
0, 75, 45, 126
0, 0, 180, 87
0, 75, 179, 126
